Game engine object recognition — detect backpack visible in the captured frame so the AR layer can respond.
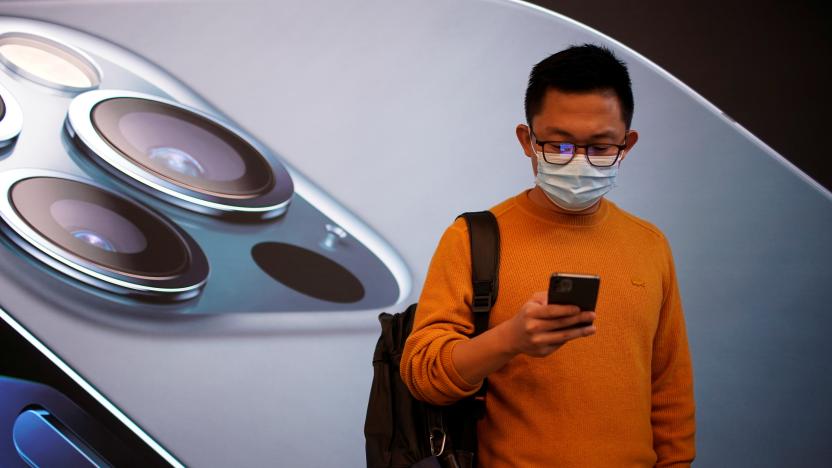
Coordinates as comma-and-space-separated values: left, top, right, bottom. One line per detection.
365, 211, 500, 468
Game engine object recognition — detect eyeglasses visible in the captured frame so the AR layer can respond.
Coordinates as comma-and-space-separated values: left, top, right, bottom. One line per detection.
530, 129, 628, 167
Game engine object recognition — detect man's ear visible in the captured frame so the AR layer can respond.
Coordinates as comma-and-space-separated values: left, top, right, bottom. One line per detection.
516, 123, 535, 158
619, 129, 639, 162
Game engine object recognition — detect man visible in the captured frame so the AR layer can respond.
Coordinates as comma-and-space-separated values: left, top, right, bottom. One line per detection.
400, 44, 696, 467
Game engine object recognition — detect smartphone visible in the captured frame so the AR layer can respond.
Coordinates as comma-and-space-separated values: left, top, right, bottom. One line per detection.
0, 309, 180, 467
548, 273, 601, 330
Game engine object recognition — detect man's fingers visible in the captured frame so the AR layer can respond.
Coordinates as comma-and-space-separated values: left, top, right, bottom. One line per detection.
532, 323, 596, 346
528, 302, 583, 320
526, 312, 595, 334
537, 311, 596, 332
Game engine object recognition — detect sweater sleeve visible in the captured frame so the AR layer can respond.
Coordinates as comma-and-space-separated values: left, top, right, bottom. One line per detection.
400, 218, 483, 406
652, 235, 697, 466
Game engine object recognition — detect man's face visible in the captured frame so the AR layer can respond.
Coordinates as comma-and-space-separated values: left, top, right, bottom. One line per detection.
516, 88, 639, 175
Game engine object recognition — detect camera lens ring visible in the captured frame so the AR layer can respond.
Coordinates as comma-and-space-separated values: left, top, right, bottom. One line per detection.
0, 32, 102, 93
0, 82, 23, 147
0, 169, 209, 301
65, 90, 294, 220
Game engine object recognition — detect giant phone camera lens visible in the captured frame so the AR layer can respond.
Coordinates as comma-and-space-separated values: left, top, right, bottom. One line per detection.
92, 97, 273, 197
0, 32, 101, 92
66, 90, 294, 220
0, 171, 209, 300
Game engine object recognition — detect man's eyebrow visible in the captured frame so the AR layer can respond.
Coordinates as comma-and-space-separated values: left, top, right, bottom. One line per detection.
589, 130, 620, 140
538, 127, 574, 139
538, 127, 621, 141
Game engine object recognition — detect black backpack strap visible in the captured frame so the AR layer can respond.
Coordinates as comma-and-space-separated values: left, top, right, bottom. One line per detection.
457, 211, 500, 338
453, 211, 499, 466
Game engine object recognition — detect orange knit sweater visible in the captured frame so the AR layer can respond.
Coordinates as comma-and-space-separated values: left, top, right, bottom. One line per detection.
401, 189, 695, 467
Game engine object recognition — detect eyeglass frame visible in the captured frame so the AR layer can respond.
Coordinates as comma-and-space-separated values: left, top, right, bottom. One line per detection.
528, 126, 629, 167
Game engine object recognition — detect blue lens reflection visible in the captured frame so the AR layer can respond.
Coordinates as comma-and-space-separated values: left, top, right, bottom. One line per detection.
71, 230, 117, 252
148, 146, 205, 178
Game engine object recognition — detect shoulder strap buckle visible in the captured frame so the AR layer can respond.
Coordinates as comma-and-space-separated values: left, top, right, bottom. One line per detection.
472, 280, 495, 313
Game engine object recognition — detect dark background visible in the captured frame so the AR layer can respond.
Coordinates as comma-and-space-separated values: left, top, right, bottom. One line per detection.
528, 0, 832, 191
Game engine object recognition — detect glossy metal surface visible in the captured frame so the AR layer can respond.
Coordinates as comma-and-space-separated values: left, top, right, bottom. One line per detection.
0, 81, 22, 147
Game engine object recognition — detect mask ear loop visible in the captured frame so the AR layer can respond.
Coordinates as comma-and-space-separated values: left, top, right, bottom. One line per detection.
617, 130, 633, 165
528, 127, 543, 159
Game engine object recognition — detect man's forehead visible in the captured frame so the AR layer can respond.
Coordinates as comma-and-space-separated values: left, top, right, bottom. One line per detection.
532, 89, 627, 136
540, 88, 621, 113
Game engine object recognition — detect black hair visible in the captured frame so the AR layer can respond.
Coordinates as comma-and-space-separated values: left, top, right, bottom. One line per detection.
524, 44, 634, 129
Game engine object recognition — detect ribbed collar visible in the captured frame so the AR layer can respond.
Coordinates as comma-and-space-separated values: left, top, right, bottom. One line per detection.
513, 188, 612, 228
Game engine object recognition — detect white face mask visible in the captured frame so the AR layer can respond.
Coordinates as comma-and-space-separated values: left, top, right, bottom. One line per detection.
532, 146, 621, 212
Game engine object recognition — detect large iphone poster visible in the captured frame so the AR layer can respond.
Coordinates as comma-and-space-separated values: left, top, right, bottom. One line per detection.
0, 1, 829, 466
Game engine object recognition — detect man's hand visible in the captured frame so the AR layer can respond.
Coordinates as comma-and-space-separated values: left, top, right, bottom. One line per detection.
452, 291, 596, 386
504, 291, 596, 357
